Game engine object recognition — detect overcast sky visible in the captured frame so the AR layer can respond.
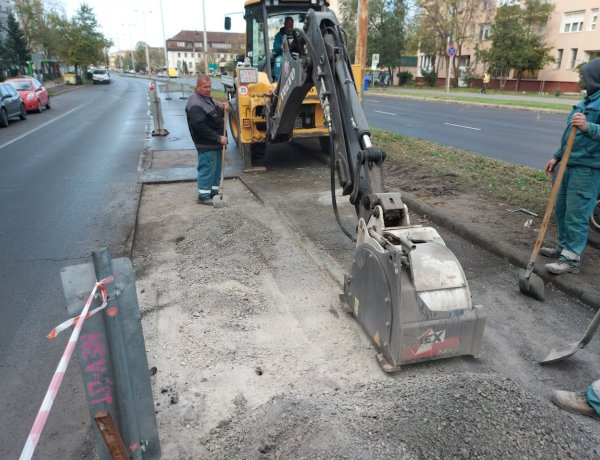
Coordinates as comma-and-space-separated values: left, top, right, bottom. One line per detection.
60, 0, 246, 50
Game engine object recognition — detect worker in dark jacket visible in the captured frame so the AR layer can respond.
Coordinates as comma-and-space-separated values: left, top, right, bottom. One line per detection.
542, 57, 600, 274
186, 75, 228, 205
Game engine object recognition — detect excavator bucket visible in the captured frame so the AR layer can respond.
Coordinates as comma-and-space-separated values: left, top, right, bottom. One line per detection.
342, 203, 486, 372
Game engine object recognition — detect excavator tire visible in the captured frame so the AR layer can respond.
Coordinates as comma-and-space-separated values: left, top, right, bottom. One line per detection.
241, 143, 252, 171
228, 100, 240, 148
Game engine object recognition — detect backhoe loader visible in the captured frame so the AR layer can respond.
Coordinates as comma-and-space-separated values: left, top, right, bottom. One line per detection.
224, 0, 486, 371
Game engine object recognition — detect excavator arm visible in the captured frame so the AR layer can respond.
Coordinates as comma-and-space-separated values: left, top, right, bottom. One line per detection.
261, 8, 486, 372
266, 9, 394, 224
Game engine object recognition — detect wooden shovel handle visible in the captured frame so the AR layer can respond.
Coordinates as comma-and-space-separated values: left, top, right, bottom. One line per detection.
525, 126, 577, 277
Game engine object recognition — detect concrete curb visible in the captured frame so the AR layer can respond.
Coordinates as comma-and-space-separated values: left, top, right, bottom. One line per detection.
400, 191, 599, 311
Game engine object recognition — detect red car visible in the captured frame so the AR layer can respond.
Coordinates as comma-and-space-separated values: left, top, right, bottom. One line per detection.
6, 77, 51, 113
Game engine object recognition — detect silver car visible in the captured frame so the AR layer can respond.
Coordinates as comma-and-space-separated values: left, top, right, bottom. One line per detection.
0, 82, 26, 127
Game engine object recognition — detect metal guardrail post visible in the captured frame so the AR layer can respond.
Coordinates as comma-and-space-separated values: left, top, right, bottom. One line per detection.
61, 249, 161, 460
92, 248, 143, 459
150, 80, 169, 137
179, 82, 187, 100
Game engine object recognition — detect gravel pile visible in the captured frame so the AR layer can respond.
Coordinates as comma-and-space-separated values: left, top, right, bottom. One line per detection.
204, 373, 599, 460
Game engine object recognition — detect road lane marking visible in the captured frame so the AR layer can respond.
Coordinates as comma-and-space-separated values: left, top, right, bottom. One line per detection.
0, 106, 83, 151
365, 99, 380, 102
374, 110, 397, 116
443, 122, 481, 131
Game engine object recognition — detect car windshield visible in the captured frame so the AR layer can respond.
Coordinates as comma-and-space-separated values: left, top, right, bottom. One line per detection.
8, 81, 32, 91
93, 70, 107, 75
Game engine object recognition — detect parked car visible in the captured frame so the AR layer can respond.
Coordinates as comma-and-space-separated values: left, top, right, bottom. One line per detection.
0, 82, 27, 127
6, 77, 51, 113
92, 69, 111, 84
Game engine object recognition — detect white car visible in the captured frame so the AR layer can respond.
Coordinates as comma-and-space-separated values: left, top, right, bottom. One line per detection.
92, 69, 110, 85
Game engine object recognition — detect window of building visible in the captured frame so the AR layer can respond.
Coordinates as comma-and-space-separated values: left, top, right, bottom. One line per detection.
482, 0, 492, 10
562, 11, 585, 33
177, 41, 185, 47
591, 9, 598, 31
569, 48, 578, 69
420, 55, 433, 73
177, 52, 181, 58
479, 23, 491, 40
194, 42, 203, 48
555, 49, 563, 69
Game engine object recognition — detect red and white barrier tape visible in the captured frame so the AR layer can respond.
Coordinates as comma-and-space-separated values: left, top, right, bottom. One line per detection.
20, 276, 114, 460
47, 304, 107, 340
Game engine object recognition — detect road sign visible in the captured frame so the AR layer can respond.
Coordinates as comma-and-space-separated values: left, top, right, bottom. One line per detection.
371, 53, 379, 70
447, 46, 456, 57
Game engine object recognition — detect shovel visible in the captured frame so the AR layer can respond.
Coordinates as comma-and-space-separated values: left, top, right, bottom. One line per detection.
213, 106, 229, 208
540, 308, 600, 363
518, 126, 577, 301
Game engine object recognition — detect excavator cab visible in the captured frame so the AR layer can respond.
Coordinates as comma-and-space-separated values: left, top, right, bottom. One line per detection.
224, 1, 335, 170
225, 1, 486, 372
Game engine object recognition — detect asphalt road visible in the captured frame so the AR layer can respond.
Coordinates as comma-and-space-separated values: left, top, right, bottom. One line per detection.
363, 94, 566, 169
0, 76, 149, 459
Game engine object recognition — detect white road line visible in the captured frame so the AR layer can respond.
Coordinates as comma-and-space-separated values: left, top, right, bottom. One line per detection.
0, 106, 83, 151
365, 99, 380, 102
374, 110, 397, 116
443, 122, 481, 131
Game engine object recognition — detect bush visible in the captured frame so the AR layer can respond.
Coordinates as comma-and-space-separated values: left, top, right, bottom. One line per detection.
553, 85, 561, 97
421, 69, 437, 87
397, 71, 414, 86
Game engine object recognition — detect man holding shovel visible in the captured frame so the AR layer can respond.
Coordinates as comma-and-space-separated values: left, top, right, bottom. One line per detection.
186, 75, 228, 205
541, 57, 600, 274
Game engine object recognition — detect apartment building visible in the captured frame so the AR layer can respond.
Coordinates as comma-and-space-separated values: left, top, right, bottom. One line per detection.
418, 0, 599, 93
166, 31, 245, 74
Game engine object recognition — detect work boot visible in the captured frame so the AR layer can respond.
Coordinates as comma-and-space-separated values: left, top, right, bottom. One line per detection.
551, 390, 600, 419
197, 196, 213, 206
544, 259, 579, 274
540, 247, 560, 258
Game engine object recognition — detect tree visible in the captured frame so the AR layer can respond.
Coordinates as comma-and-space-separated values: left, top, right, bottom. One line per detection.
0, 12, 31, 75
338, 0, 408, 83
55, 4, 112, 71
415, 0, 481, 86
14, 0, 64, 64
477, 0, 554, 90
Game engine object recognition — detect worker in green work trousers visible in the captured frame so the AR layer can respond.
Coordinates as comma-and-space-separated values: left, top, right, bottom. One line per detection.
541, 57, 600, 274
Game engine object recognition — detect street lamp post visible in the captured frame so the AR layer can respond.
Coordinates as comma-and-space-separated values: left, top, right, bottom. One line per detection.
159, 0, 169, 71
201, 0, 209, 75
122, 23, 136, 71
135, 9, 152, 74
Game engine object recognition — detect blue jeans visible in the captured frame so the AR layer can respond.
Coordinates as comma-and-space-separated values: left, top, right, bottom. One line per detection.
554, 166, 600, 262
197, 149, 221, 199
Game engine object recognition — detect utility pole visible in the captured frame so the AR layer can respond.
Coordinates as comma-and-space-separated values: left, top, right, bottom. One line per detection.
355, 0, 369, 86
201, 0, 209, 75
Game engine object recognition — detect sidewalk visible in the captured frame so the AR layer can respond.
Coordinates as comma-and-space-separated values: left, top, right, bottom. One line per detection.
142, 88, 598, 311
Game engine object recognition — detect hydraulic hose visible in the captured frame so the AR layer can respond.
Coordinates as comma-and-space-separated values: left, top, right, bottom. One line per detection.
329, 133, 356, 242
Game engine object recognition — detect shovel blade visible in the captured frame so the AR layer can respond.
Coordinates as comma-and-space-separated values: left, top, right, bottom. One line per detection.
517, 269, 545, 301
540, 341, 582, 364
